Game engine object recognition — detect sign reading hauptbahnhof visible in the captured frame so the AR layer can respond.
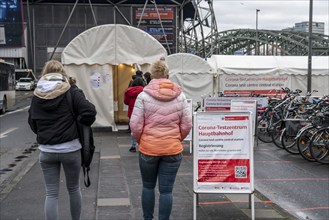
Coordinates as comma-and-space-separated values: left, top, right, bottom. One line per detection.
193, 112, 254, 194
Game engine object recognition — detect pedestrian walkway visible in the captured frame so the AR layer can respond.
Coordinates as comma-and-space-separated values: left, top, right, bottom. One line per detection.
0, 129, 295, 220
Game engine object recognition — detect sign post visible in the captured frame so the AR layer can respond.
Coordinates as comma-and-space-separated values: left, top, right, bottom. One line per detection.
193, 111, 254, 219
184, 99, 193, 153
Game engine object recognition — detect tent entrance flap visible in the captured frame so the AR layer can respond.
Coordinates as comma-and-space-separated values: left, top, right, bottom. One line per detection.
113, 64, 135, 124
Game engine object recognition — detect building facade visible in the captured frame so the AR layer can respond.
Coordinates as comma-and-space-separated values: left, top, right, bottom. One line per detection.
283, 21, 325, 35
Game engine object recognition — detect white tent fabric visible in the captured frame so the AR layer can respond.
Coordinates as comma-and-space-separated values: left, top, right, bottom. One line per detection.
167, 53, 215, 108
62, 24, 167, 65
209, 55, 280, 75
208, 55, 329, 96
62, 24, 167, 129
276, 56, 329, 76
65, 64, 114, 128
209, 55, 329, 76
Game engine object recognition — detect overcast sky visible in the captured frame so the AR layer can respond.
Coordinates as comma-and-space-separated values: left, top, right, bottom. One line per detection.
210, 0, 329, 35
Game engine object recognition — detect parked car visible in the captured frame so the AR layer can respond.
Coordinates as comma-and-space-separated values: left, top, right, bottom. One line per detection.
15, 77, 36, 91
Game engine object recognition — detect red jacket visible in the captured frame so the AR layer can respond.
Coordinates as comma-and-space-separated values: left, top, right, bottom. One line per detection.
124, 86, 144, 118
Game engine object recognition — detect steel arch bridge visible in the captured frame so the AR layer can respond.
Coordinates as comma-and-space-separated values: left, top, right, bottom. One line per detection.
183, 29, 329, 57
20, 0, 328, 63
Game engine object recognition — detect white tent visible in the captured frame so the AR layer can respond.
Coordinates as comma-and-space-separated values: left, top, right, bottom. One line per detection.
167, 53, 215, 108
277, 56, 329, 95
62, 24, 167, 130
208, 55, 329, 96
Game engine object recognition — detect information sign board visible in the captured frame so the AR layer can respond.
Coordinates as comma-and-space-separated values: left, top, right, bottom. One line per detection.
135, 7, 174, 20
0, 0, 24, 47
203, 97, 232, 111
193, 112, 254, 194
230, 100, 257, 136
203, 96, 268, 112
134, 7, 176, 53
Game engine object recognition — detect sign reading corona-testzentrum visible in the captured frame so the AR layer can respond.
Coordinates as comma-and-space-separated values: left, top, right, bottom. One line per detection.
193, 111, 254, 194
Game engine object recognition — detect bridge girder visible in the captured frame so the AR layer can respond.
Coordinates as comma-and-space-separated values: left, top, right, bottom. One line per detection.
192, 29, 329, 57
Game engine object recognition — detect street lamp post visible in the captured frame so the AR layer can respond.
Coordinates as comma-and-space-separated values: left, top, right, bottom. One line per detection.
307, 0, 313, 92
256, 9, 260, 55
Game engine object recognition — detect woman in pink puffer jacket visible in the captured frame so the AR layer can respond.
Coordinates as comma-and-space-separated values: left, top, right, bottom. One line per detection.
130, 59, 192, 220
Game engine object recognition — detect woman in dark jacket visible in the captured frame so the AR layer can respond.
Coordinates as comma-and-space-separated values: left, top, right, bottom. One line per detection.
28, 60, 96, 220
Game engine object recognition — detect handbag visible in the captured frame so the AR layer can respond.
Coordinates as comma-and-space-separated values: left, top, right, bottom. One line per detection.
66, 88, 95, 187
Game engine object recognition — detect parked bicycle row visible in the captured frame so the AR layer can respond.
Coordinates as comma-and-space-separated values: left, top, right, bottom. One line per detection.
257, 87, 329, 164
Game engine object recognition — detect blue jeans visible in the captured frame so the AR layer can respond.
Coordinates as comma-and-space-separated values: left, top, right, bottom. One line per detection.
131, 135, 137, 148
139, 152, 182, 220
39, 150, 82, 220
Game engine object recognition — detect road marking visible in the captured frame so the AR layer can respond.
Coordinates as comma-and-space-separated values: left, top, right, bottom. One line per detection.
0, 127, 18, 139
97, 198, 130, 206
255, 160, 293, 163
177, 172, 193, 176
256, 178, 329, 181
199, 200, 272, 205
286, 206, 329, 211
0, 106, 30, 118
255, 148, 272, 151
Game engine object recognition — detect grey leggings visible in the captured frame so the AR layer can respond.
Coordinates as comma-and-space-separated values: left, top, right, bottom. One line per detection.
39, 150, 82, 220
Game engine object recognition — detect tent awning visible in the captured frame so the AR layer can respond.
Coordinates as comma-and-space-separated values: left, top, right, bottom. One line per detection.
167, 53, 215, 75
62, 24, 167, 66
209, 55, 329, 76
167, 53, 216, 105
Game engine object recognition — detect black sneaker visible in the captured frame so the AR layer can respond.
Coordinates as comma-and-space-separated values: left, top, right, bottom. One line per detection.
129, 147, 136, 152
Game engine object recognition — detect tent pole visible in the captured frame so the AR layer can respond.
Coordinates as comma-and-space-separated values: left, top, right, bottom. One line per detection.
153, 0, 171, 54
33, 8, 36, 75
88, 0, 98, 26
106, 0, 131, 25
26, 0, 34, 70
49, 0, 79, 61
137, 0, 149, 28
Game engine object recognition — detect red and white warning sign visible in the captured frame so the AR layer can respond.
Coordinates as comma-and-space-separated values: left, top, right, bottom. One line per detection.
193, 112, 254, 194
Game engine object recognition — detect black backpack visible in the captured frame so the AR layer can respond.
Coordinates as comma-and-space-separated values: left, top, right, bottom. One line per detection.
66, 88, 95, 187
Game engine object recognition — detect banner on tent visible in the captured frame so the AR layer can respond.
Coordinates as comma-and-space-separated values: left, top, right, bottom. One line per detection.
221, 75, 290, 96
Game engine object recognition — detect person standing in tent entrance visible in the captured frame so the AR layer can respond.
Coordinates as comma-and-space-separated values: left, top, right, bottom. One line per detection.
128, 75, 136, 88
28, 60, 97, 220
143, 72, 151, 85
124, 77, 145, 152
135, 70, 147, 86
129, 59, 192, 220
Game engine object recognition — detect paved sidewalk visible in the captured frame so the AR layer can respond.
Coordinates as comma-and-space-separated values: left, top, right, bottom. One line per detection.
0, 129, 295, 220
